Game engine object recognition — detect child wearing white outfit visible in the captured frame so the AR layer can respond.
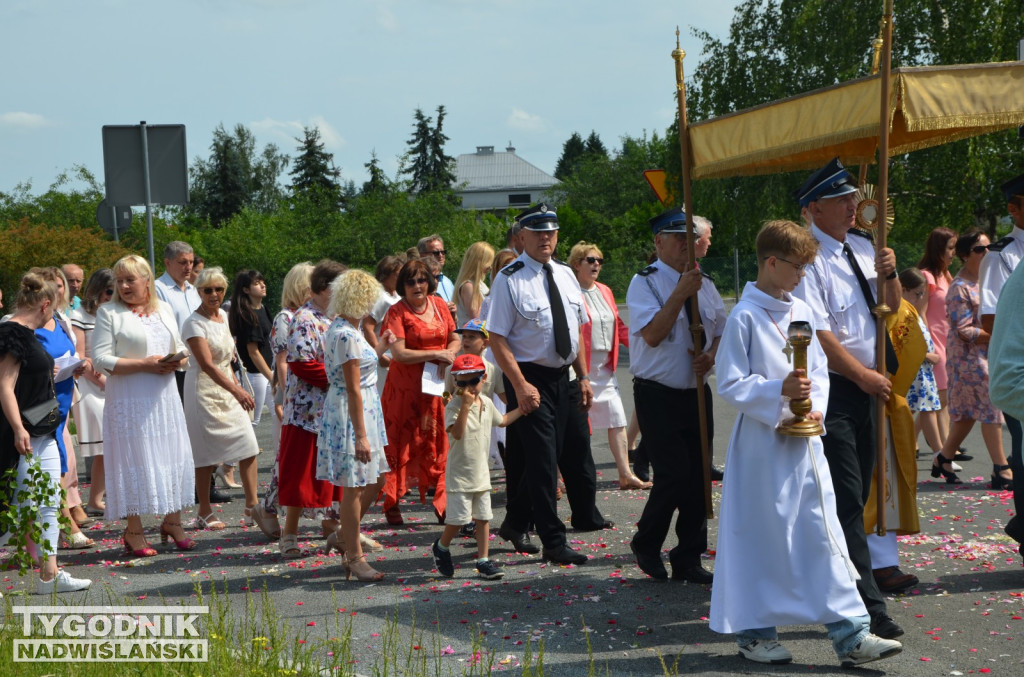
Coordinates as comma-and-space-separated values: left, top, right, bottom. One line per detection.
710, 221, 902, 668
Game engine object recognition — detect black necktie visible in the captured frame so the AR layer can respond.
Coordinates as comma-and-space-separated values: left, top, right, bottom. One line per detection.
543, 263, 571, 360
842, 242, 899, 374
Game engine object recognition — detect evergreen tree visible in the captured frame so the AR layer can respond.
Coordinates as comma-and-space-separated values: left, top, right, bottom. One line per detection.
362, 151, 391, 197
554, 132, 586, 180
401, 105, 456, 194
289, 126, 343, 209
186, 123, 289, 228
584, 131, 609, 159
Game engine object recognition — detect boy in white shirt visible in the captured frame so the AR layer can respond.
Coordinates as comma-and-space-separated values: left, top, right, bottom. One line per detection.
432, 354, 522, 580
711, 220, 903, 668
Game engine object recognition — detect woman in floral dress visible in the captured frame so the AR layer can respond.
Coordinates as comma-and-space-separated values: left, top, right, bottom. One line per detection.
277, 260, 346, 557
899, 268, 941, 455
931, 230, 1013, 489
316, 270, 389, 581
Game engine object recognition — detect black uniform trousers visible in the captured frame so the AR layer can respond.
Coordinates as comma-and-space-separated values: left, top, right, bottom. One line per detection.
631, 378, 712, 569
501, 362, 602, 549
1002, 414, 1023, 532
822, 373, 887, 618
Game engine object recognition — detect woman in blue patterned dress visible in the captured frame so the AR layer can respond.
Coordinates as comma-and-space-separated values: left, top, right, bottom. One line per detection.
317, 270, 389, 582
899, 268, 942, 456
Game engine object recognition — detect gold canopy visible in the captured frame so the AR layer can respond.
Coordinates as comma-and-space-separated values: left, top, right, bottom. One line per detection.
688, 61, 1024, 180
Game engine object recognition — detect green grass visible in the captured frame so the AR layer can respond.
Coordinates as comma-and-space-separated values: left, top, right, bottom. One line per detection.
1, 581, 692, 676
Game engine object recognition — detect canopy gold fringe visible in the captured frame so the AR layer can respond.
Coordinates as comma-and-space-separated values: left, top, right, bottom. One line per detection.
689, 62, 1024, 179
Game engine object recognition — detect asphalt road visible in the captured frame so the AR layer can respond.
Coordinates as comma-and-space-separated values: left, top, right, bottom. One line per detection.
4, 306, 1022, 676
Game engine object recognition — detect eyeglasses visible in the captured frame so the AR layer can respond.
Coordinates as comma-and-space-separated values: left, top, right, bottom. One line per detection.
429, 250, 447, 258
455, 376, 483, 388
404, 277, 430, 287
971, 245, 989, 254
201, 287, 226, 295
585, 256, 604, 265
765, 256, 808, 272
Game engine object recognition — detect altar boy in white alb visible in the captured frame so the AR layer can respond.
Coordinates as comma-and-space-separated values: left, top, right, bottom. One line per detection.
710, 220, 902, 668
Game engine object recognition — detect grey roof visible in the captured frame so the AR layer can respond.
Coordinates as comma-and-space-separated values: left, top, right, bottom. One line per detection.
453, 148, 559, 193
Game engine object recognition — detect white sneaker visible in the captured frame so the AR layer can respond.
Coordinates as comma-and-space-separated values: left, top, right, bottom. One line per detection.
738, 639, 793, 664
839, 633, 902, 667
35, 570, 92, 595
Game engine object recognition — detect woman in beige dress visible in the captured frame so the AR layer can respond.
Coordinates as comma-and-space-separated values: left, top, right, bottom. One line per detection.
181, 267, 261, 530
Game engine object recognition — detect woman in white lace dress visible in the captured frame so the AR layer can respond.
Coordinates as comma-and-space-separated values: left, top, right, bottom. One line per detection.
93, 255, 196, 556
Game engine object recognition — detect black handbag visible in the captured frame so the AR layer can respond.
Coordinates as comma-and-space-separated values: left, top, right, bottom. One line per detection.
20, 374, 60, 437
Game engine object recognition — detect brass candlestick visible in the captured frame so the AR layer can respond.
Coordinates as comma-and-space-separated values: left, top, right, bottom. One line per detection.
778, 320, 825, 437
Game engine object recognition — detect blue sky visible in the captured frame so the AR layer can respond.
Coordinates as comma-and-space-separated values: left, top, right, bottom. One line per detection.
1, 0, 742, 197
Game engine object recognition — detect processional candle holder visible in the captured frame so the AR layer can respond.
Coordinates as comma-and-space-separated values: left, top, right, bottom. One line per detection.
778, 320, 825, 437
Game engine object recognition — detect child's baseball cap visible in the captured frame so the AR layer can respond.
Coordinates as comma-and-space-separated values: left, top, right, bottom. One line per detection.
455, 317, 488, 338
451, 353, 486, 376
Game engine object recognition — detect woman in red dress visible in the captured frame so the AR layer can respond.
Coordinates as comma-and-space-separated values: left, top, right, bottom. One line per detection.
378, 259, 459, 525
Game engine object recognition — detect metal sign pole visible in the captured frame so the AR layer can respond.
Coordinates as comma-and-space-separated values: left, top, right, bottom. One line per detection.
139, 120, 156, 271
111, 204, 119, 243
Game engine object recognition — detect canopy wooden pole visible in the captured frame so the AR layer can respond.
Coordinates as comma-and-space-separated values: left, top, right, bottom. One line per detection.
873, 0, 895, 537
673, 28, 713, 519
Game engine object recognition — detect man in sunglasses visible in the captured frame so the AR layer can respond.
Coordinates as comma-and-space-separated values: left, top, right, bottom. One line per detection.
983, 171, 1024, 559
487, 203, 610, 565
417, 234, 457, 315
791, 157, 903, 640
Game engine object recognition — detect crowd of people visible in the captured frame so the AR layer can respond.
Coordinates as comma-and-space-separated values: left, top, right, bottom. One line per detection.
0, 163, 1021, 668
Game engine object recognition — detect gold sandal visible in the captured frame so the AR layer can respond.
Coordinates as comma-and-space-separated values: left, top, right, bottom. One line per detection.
343, 553, 384, 582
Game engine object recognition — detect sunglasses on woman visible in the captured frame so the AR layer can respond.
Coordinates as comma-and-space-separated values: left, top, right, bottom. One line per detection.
455, 375, 483, 388
585, 256, 604, 265
971, 244, 989, 254
404, 277, 430, 287
201, 286, 226, 295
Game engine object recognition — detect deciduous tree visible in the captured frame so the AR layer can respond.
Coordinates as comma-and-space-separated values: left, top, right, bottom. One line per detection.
186, 123, 289, 227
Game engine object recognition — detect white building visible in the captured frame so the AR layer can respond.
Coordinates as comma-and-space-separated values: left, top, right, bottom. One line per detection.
453, 145, 559, 212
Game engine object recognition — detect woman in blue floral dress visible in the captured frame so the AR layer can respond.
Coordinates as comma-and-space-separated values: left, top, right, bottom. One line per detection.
317, 270, 390, 581
899, 269, 941, 453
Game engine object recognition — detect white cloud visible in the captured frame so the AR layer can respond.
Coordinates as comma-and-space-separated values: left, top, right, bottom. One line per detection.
376, 4, 398, 32
507, 108, 546, 133
0, 112, 50, 129
250, 117, 346, 150
309, 116, 345, 149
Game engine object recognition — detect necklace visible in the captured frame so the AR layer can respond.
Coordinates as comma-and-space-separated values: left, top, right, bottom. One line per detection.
406, 299, 429, 315
765, 307, 794, 363
130, 304, 153, 318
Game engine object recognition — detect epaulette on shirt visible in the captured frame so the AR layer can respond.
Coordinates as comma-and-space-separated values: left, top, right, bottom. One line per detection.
988, 236, 1015, 252
500, 261, 525, 276
701, 271, 715, 281
848, 227, 874, 242
637, 265, 658, 277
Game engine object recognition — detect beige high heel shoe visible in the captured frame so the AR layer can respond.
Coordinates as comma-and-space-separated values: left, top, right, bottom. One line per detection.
342, 554, 384, 582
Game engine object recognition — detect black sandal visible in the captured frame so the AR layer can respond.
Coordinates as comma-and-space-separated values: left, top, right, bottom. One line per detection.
930, 454, 963, 484
991, 464, 1013, 491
